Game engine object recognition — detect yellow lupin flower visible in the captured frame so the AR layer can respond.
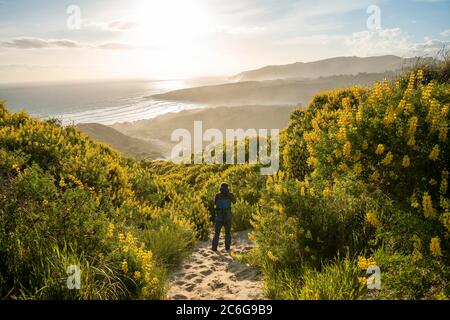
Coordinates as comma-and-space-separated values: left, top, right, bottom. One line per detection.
439, 197, 449, 212
375, 144, 385, 155
396, 99, 406, 113
422, 192, 435, 218
417, 69, 424, 82
407, 137, 416, 147
354, 163, 363, 175
121, 260, 128, 273
381, 152, 393, 166
356, 107, 363, 123
338, 163, 349, 172
134, 271, 141, 281
369, 170, 380, 181
408, 116, 418, 137
106, 223, 115, 238
358, 277, 367, 286
440, 170, 449, 195
322, 187, 332, 197
442, 212, 450, 232
402, 155, 410, 168
343, 141, 352, 158
307, 156, 318, 167
357, 256, 376, 270
422, 81, 434, 104
366, 211, 381, 228
267, 250, 278, 262
430, 237, 442, 258
383, 107, 396, 126
338, 127, 347, 141
300, 186, 305, 196
429, 145, 440, 161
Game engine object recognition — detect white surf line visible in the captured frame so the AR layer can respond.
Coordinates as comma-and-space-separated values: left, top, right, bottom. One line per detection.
44, 100, 206, 125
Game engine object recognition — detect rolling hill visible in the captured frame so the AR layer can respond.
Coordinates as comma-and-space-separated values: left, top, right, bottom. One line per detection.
111, 105, 296, 150
76, 123, 165, 160
151, 73, 390, 106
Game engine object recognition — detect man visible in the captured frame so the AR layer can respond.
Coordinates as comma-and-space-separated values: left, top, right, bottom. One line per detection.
212, 183, 237, 252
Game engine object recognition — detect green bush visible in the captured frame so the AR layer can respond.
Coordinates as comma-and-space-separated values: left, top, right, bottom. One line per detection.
232, 199, 256, 231
299, 257, 364, 300
142, 214, 195, 270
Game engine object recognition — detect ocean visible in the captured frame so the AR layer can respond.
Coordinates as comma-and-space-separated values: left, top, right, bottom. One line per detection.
0, 78, 220, 125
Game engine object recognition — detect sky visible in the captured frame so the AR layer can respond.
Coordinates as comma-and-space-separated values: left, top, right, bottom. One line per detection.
0, 0, 449, 83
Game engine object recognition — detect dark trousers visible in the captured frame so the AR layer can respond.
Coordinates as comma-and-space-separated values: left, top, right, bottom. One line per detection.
212, 211, 232, 250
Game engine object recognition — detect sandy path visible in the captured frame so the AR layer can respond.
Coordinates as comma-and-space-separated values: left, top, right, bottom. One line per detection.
167, 230, 265, 300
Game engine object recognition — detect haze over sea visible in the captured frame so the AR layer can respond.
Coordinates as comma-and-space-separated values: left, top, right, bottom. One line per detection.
0, 78, 221, 125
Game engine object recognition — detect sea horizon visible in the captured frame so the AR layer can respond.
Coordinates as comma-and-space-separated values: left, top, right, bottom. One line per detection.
0, 77, 226, 126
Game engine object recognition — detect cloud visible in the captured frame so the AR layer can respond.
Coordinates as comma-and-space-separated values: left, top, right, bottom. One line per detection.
441, 29, 450, 37
1, 37, 134, 50
96, 42, 135, 50
106, 20, 139, 32
277, 28, 449, 58
83, 20, 139, 32
410, 38, 448, 55
345, 28, 411, 56
2, 37, 81, 49
346, 28, 449, 57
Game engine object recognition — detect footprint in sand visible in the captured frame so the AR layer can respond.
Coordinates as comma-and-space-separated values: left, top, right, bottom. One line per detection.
200, 269, 213, 276
167, 230, 264, 300
186, 273, 198, 280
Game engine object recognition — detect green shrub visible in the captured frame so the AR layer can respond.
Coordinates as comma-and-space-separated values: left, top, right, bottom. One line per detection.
232, 199, 256, 231
142, 215, 195, 270
299, 257, 365, 300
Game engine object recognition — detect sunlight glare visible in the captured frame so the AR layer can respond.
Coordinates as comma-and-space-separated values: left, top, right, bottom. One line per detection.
133, 0, 210, 48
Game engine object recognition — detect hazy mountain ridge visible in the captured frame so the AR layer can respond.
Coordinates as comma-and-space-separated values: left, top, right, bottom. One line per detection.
229, 55, 425, 82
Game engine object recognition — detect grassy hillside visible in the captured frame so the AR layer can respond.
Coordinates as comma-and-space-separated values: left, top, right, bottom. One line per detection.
0, 63, 449, 300
0, 104, 265, 299
76, 123, 165, 160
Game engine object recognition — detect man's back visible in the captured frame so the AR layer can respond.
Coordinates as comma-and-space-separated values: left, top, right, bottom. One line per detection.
212, 184, 236, 251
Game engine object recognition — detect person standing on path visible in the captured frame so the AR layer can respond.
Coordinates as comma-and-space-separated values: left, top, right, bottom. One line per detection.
212, 183, 236, 252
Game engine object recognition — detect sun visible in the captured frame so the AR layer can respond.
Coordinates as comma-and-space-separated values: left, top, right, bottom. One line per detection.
117, 0, 214, 78
131, 0, 210, 49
